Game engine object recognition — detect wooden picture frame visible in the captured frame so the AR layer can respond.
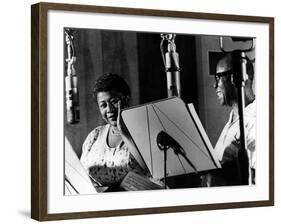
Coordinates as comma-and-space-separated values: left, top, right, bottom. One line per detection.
31, 2, 274, 221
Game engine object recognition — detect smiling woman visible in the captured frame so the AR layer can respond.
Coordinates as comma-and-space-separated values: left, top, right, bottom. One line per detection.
79, 73, 150, 192
93, 73, 131, 128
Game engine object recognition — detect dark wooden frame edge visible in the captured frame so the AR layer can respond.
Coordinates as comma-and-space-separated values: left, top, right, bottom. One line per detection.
31, 2, 274, 221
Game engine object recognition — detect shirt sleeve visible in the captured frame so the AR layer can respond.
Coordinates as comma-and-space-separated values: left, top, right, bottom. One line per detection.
246, 116, 256, 169
244, 105, 256, 170
246, 117, 256, 152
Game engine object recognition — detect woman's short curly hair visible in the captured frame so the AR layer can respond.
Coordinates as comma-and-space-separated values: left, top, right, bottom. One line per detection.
92, 73, 131, 99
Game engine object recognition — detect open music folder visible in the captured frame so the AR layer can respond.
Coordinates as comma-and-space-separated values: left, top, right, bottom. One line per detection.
64, 137, 97, 195
121, 97, 221, 186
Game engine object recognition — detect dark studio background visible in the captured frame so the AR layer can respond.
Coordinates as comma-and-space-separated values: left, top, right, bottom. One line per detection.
64, 28, 255, 189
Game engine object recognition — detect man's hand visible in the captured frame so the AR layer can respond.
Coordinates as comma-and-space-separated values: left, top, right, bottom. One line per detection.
222, 140, 250, 185
221, 141, 240, 164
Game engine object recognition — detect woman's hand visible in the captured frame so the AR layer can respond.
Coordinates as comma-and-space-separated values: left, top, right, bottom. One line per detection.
200, 173, 213, 187
117, 100, 129, 139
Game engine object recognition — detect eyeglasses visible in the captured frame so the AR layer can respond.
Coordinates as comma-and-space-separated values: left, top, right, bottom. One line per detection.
213, 69, 233, 88
214, 69, 233, 83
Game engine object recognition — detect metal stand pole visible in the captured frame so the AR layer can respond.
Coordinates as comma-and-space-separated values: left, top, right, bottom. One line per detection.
164, 148, 167, 189
160, 34, 181, 189
219, 37, 255, 185
232, 51, 250, 185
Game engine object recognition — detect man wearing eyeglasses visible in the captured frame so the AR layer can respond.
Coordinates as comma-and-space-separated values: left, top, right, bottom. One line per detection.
202, 53, 256, 187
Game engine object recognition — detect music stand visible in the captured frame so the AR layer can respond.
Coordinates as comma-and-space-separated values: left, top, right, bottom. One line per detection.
121, 97, 221, 186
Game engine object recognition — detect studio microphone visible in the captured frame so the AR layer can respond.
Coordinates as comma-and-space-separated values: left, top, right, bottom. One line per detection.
231, 37, 253, 42
157, 131, 185, 155
161, 34, 181, 98
65, 29, 80, 124
156, 131, 198, 173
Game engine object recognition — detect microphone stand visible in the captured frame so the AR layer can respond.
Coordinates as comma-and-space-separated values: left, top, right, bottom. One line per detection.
219, 37, 255, 185
232, 51, 250, 185
156, 131, 168, 189
159, 34, 181, 188
157, 131, 198, 189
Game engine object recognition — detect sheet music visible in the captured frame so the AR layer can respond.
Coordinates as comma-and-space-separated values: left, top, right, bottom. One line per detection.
65, 137, 97, 195
120, 172, 164, 191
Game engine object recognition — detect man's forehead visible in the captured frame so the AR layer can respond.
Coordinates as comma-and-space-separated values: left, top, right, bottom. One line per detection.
216, 54, 232, 74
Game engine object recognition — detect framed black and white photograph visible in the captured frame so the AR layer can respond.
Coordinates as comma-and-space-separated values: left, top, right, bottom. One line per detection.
31, 2, 274, 221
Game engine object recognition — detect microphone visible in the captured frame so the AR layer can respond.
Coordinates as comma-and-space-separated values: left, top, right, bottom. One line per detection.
161, 34, 181, 98
65, 30, 80, 124
231, 37, 253, 42
157, 131, 198, 173
219, 36, 255, 53
157, 131, 185, 156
